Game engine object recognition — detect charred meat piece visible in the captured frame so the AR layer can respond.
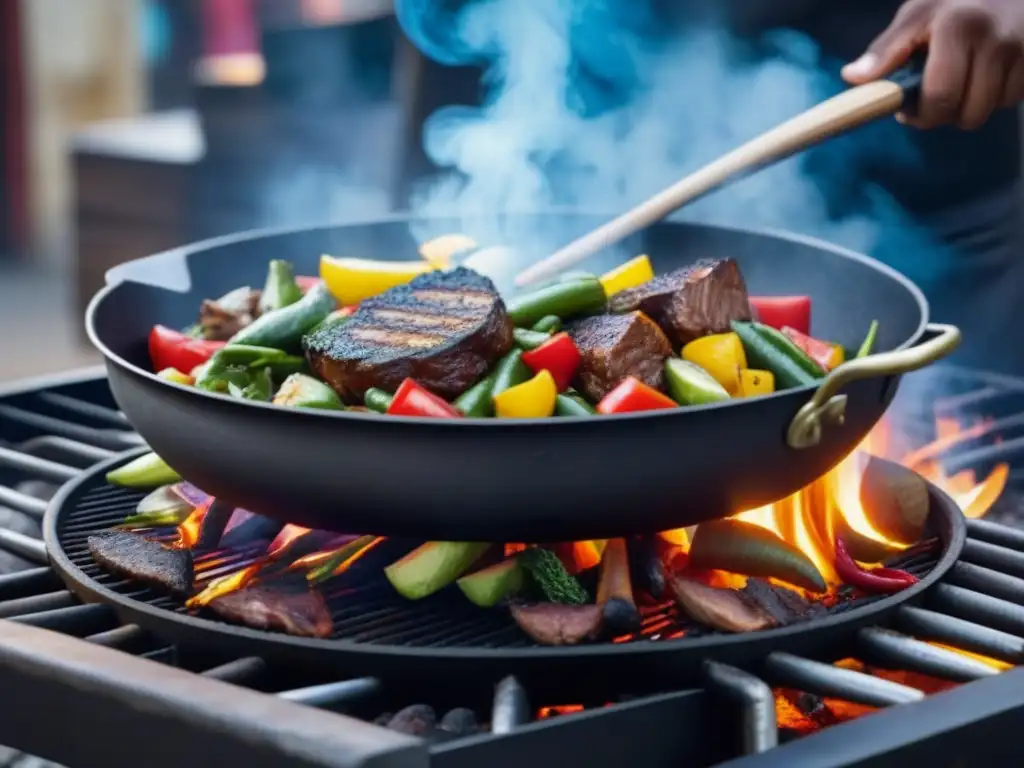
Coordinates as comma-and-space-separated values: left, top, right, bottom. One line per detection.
208, 582, 333, 638
510, 602, 603, 645
199, 286, 262, 341
88, 531, 193, 594
569, 312, 672, 402
305, 267, 514, 401
669, 575, 775, 633
607, 259, 752, 347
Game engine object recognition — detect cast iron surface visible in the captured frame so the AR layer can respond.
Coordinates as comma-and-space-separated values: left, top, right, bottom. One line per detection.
85, 214, 929, 540
46, 449, 963, 696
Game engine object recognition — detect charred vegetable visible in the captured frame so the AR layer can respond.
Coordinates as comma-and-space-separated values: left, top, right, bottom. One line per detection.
517, 547, 588, 605
596, 538, 641, 635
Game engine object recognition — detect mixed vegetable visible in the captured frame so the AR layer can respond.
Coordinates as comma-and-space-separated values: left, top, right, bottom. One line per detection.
145, 236, 880, 425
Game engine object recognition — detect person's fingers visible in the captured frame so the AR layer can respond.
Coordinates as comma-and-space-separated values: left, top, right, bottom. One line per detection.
912, 9, 976, 127
959, 41, 1016, 129
842, 0, 932, 83
1000, 56, 1024, 108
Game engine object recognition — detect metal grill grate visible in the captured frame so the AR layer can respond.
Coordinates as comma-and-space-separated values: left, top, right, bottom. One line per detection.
0, 369, 1024, 768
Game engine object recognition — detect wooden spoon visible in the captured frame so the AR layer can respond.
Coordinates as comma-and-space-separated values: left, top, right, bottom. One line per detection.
514, 59, 925, 287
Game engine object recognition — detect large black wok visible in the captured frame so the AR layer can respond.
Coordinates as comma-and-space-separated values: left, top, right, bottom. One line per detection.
85, 214, 958, 540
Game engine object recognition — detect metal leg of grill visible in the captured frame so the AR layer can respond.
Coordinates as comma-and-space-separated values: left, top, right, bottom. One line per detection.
761, 652, 923, 707
703, 661, 778, 755
857, 627, 1000, 682
491, 676, 530, 734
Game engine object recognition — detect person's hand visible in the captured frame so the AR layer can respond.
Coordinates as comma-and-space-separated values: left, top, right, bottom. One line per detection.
841, 0, 1024, 130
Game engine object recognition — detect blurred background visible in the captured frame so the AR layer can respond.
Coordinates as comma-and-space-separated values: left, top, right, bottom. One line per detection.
0, 0, 479, 382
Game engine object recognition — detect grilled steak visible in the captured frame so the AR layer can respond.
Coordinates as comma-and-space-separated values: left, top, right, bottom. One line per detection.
88, 531, 193, 594
304, 267, 514, 401
607, 258, 752, 347
569, 312, 673, 402
209, 581, 333, 638
510, 603, 603, 645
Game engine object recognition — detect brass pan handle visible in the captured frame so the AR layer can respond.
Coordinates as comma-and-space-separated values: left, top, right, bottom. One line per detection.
787, 323, 961, 450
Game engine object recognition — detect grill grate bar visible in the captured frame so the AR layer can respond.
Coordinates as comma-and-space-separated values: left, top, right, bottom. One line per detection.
0, 486, 48, 519
0, 404, 143, 450
703, 661, 778, 755
947, 561, 1024, 604
9, 603, 115, 635
491, 676, 530, 734
0, 568, 61, 600
86, 624, 149, 649
0, 591, 76, 618
277, 678, 381, 707
18, 436, 116, 466
0, 529, 48, 564
895, 606, 1024, 664
762, 651, 923, 707
966, 518, 1024, 551
857, 627, 1000, 682
35, 392, 132, 428
0, 445, 79, 483
201, 656, 267, 683
931, 583, 1024, 637
961, 538, 1024, 578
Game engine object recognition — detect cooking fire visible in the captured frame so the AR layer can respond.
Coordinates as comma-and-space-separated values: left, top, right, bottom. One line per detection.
85, 414, 1005, 647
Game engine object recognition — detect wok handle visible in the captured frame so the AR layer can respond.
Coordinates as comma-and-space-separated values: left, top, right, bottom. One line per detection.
787, 323, 961, 450
514, 57, 926, 288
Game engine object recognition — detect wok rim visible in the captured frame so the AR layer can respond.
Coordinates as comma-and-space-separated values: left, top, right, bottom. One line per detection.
46, 448, 965, 672
85, 214, 930, 428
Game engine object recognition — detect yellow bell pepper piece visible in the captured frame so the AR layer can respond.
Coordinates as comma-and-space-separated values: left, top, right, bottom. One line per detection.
739, 369, 775, 398
493, 370, 558, 419
681, 333, 747, 395
419, 233, 478, 269
599, 254, 654, 297
319, 255, 433, 306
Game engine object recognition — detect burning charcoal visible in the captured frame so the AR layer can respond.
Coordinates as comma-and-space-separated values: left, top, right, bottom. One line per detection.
739, 579, 823, 626
88, 531, 193, 594
386, 705, 437, 737
439, 708, 479, 737
669, 576, 774, 633
510, 603, 603, 645
859, 456, 929, 546
208, 581, 333, 638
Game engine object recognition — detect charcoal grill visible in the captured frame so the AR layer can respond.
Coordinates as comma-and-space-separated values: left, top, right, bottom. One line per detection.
43, 448, 963, 698
1, 367, 1024, 767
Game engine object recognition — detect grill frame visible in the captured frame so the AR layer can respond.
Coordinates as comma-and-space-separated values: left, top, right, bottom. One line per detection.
45, 446, 967, 698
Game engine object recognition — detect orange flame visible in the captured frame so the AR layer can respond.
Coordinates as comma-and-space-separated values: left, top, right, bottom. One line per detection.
176, 498, 212, 549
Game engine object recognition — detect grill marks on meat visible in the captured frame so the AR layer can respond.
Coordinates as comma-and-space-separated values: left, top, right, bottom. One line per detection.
305, 267, 514, 401
208, 581, 333, 638
88, 531, 193, 594
570, 312, 673, 402
607, 259, 752, 347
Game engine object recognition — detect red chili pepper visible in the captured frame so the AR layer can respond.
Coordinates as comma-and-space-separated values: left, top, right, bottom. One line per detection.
386, 378, 462, 418
148, 326, 225, 375
834, 538, 919, 594
296, 275, 321, 293
596, 377, 677, 415
782, 326, 844, 371
750, 296, 811, 336
521, 332, 582, 391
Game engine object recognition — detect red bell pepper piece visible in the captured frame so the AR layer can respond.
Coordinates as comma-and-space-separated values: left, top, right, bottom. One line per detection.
750, 296, 811, 336
596, 377, 677, 415
386, 378, 462, 418
521, 332, 582, 391
782, 326, 844, 371
148, 326, 225, 375
834, 538, 919, 594
296, 275, 321, 294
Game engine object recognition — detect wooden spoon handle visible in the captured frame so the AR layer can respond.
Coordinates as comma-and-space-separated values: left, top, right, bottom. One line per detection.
514, 80, 908, 287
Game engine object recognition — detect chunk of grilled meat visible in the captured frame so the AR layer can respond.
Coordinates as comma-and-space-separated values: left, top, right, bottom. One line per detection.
88, 531, 193, 594
208, 581, 334, 638
569, 312, 672, 402
304, 267, 514, 401
510, 602, 603, 645
607, 259, 752, 347
199, 286, 262, 341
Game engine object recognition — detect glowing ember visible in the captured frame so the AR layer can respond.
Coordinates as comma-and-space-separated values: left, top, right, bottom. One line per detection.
537, 704, 585, 719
